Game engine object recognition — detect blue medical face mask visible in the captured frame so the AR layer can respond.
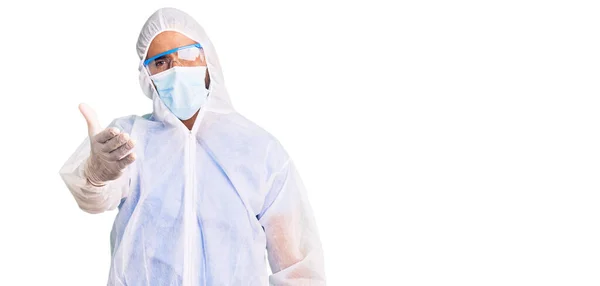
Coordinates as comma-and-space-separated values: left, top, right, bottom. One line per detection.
149, 66, 209, 120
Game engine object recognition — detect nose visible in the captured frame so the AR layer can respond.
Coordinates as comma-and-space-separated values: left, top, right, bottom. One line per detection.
170, 59, 183, 68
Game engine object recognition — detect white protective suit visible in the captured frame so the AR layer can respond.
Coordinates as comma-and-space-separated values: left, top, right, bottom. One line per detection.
59, 7, 325, 286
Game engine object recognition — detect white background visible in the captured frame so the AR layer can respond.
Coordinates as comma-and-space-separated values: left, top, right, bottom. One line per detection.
0, 0, 599, 285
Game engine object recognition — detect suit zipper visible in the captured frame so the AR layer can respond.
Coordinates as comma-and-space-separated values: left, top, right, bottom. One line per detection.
184, 131, 195, 285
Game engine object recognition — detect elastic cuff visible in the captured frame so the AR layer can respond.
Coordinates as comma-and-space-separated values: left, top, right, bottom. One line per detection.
86, 178, 106, 187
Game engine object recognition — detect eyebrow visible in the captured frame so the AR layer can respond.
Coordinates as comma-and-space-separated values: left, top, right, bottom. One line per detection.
154, 55, 169, 61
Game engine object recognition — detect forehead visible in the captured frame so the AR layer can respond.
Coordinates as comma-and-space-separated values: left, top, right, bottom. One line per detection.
146, 31, 198, 59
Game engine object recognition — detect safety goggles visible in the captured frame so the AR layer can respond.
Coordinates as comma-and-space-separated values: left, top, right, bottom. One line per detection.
144, 43, 206, 75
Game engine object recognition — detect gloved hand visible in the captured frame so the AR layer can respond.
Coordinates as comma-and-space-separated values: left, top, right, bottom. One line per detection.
79, 103, 136, 186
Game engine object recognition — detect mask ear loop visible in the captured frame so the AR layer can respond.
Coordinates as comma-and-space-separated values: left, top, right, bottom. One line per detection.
143, 64, 161, 100
202, 49, 211, 95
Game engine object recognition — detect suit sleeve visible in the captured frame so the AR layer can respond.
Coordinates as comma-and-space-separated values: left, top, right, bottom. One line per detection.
258, 157, 326, 285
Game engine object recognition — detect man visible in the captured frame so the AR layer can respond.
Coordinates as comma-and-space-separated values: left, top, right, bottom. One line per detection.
59, 7, 325, 285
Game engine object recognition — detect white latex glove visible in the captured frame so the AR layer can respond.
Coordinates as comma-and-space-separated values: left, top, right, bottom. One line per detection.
79, 103, 136, 186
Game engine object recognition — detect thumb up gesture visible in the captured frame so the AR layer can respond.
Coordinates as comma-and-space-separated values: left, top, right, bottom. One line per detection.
79, 103, 136, 186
